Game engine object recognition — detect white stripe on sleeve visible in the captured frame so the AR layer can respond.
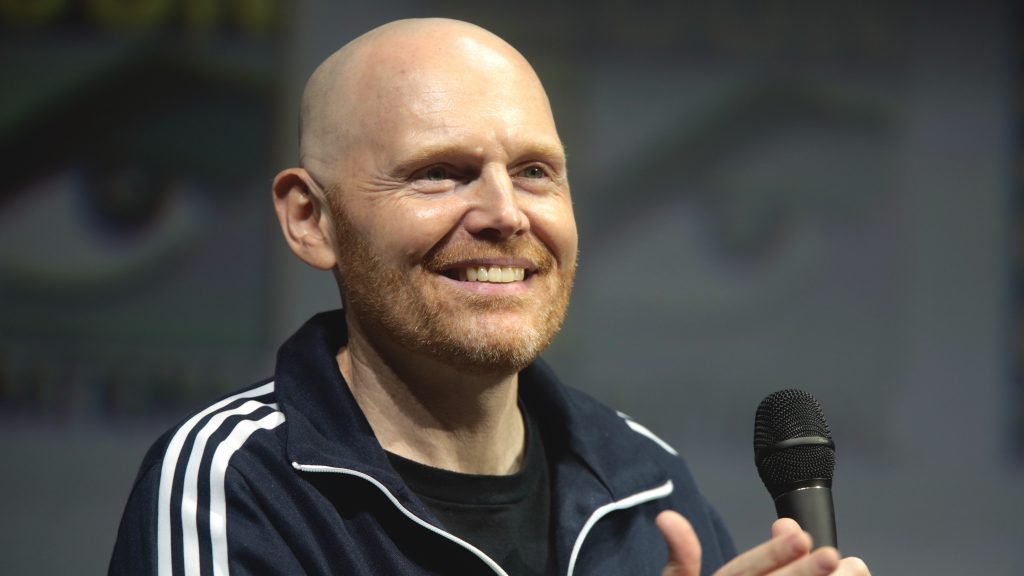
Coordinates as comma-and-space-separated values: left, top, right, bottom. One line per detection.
616, 411, 679, 456
181, 401, 278, 576
209, 410, 287, 576
157, 382, 275, 576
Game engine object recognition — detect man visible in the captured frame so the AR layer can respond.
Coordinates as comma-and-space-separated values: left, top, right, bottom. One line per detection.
110, 18, 869, 576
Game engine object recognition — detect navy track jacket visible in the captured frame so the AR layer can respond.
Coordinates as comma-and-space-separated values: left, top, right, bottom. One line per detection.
110, 311, 736, 575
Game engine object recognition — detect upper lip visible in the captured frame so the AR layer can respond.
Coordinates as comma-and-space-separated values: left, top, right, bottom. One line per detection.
435, 258, 537, 273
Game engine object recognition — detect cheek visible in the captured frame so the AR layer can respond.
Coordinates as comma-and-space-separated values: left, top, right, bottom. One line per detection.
369, 200, 468, 262
528, 199, 578, 263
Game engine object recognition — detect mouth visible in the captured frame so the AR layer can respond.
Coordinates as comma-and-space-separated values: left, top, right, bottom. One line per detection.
441, 265, 530, 284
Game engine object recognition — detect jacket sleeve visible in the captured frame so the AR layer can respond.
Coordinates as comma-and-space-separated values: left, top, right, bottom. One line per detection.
217, 469, 306, 575
110, 450, 310, 576
109, 462, 161, 576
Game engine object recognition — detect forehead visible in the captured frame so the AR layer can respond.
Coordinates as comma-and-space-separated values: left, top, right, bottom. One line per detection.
348, 36, 562, 158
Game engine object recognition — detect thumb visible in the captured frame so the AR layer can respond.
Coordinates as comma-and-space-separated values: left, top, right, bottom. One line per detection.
657, 510, 702, 576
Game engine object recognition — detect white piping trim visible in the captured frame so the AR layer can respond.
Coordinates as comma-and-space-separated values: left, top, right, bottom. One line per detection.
566, 480, 674, 576
158, 382, 275, 576
292, 462, 509, 576
210, 411, 286, 576
617, 412, 679, 456
181, 401, 278, 576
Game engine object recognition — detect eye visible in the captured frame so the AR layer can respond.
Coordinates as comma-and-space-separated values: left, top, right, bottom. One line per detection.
518, 165, 547, 179
409, 164, 466, 192
423, 166, 450, 181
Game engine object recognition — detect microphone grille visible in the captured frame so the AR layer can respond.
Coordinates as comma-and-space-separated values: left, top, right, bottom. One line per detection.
753, 389, 835, 498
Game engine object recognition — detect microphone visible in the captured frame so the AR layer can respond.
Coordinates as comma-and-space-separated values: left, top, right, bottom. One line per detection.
753, 389, 837, 549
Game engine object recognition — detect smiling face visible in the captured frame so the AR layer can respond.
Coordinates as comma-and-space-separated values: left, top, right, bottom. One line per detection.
307, 21, 578, 374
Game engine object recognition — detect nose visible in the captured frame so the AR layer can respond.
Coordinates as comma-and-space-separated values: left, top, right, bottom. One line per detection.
463, 165, 528, 239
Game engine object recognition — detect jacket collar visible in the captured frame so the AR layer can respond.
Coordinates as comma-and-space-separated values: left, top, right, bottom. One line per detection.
275, 310, 669, 504
518, 360, 672, 502
274, 311, 393, 478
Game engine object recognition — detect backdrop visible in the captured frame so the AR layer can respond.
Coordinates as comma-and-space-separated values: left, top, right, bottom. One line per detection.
1, 1, 1019, 573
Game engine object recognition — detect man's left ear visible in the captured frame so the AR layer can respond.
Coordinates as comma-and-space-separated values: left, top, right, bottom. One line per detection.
272, 167, 337, 271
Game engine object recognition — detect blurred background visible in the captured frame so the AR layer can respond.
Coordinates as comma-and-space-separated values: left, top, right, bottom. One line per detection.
0, 0, 1019, 573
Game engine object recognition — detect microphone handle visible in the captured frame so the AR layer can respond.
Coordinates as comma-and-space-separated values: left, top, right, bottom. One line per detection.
773, 482, 837, 549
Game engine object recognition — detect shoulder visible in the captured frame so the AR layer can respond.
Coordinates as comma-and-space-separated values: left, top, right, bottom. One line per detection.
111, 379, 288, 573
121, 379, 288, 520
521, 361, 736, 561
569, 391, 738, 562
149, 379, 284, 470
125, 378, 287, 500
522, 359, 684, 463
559, 383, 700, 485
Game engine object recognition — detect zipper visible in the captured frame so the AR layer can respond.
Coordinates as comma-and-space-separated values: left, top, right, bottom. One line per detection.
292, 461, 508, 576
565, 479, 674, 576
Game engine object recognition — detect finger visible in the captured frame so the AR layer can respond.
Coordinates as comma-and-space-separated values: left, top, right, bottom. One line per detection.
771, 517, 802, 539
757, 547, 840, 576
835, 556, 870, 576
714, 529, 811, 575
656, 510, 702, 576
801, 547, 840, 575
783, 551, 869, 576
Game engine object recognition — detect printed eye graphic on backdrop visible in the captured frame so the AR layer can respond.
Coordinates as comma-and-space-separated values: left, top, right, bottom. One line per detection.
574, 79, 898, 456
0, 36, 276, 415
583, 82, 893, 315
0, 166, 208, 293
0, 50, 269, 296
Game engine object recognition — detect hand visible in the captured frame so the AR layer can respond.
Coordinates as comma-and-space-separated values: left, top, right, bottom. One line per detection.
657, 511, 870, 576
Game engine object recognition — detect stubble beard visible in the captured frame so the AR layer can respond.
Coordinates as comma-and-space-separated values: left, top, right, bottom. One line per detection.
328, 200, 575, 375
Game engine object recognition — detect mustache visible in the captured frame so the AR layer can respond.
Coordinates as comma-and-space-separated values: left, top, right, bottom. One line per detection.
422, 234, 555, 272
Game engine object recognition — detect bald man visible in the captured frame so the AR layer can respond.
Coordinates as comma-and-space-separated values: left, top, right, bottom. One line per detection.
110, 19, 869, 576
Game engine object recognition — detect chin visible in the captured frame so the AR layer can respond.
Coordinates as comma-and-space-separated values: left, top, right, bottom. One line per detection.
422, 329, 549, 375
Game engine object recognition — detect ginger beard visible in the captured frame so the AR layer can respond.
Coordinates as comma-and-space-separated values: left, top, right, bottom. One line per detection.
327, 197, 576, 374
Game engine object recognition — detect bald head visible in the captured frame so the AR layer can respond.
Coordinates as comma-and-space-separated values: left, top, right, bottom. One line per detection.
298, 18, 554, 170
274, 18, 577, 377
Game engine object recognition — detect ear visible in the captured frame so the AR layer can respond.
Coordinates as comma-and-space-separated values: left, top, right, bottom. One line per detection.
272, 167, 337, 270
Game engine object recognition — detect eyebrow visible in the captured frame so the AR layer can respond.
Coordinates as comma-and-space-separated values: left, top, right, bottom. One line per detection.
389, 140, 567, 177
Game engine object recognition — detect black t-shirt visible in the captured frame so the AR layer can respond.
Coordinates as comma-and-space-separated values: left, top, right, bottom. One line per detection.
387, 407, 552, 576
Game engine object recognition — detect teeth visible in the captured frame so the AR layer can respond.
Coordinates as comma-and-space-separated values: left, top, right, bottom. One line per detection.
458, 266, 526, 283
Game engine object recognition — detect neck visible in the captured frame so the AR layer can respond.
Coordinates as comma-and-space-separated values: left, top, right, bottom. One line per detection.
337, 329, 525, 475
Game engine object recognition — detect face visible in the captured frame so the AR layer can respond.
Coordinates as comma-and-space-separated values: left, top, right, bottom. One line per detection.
317, 35, 578, 374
